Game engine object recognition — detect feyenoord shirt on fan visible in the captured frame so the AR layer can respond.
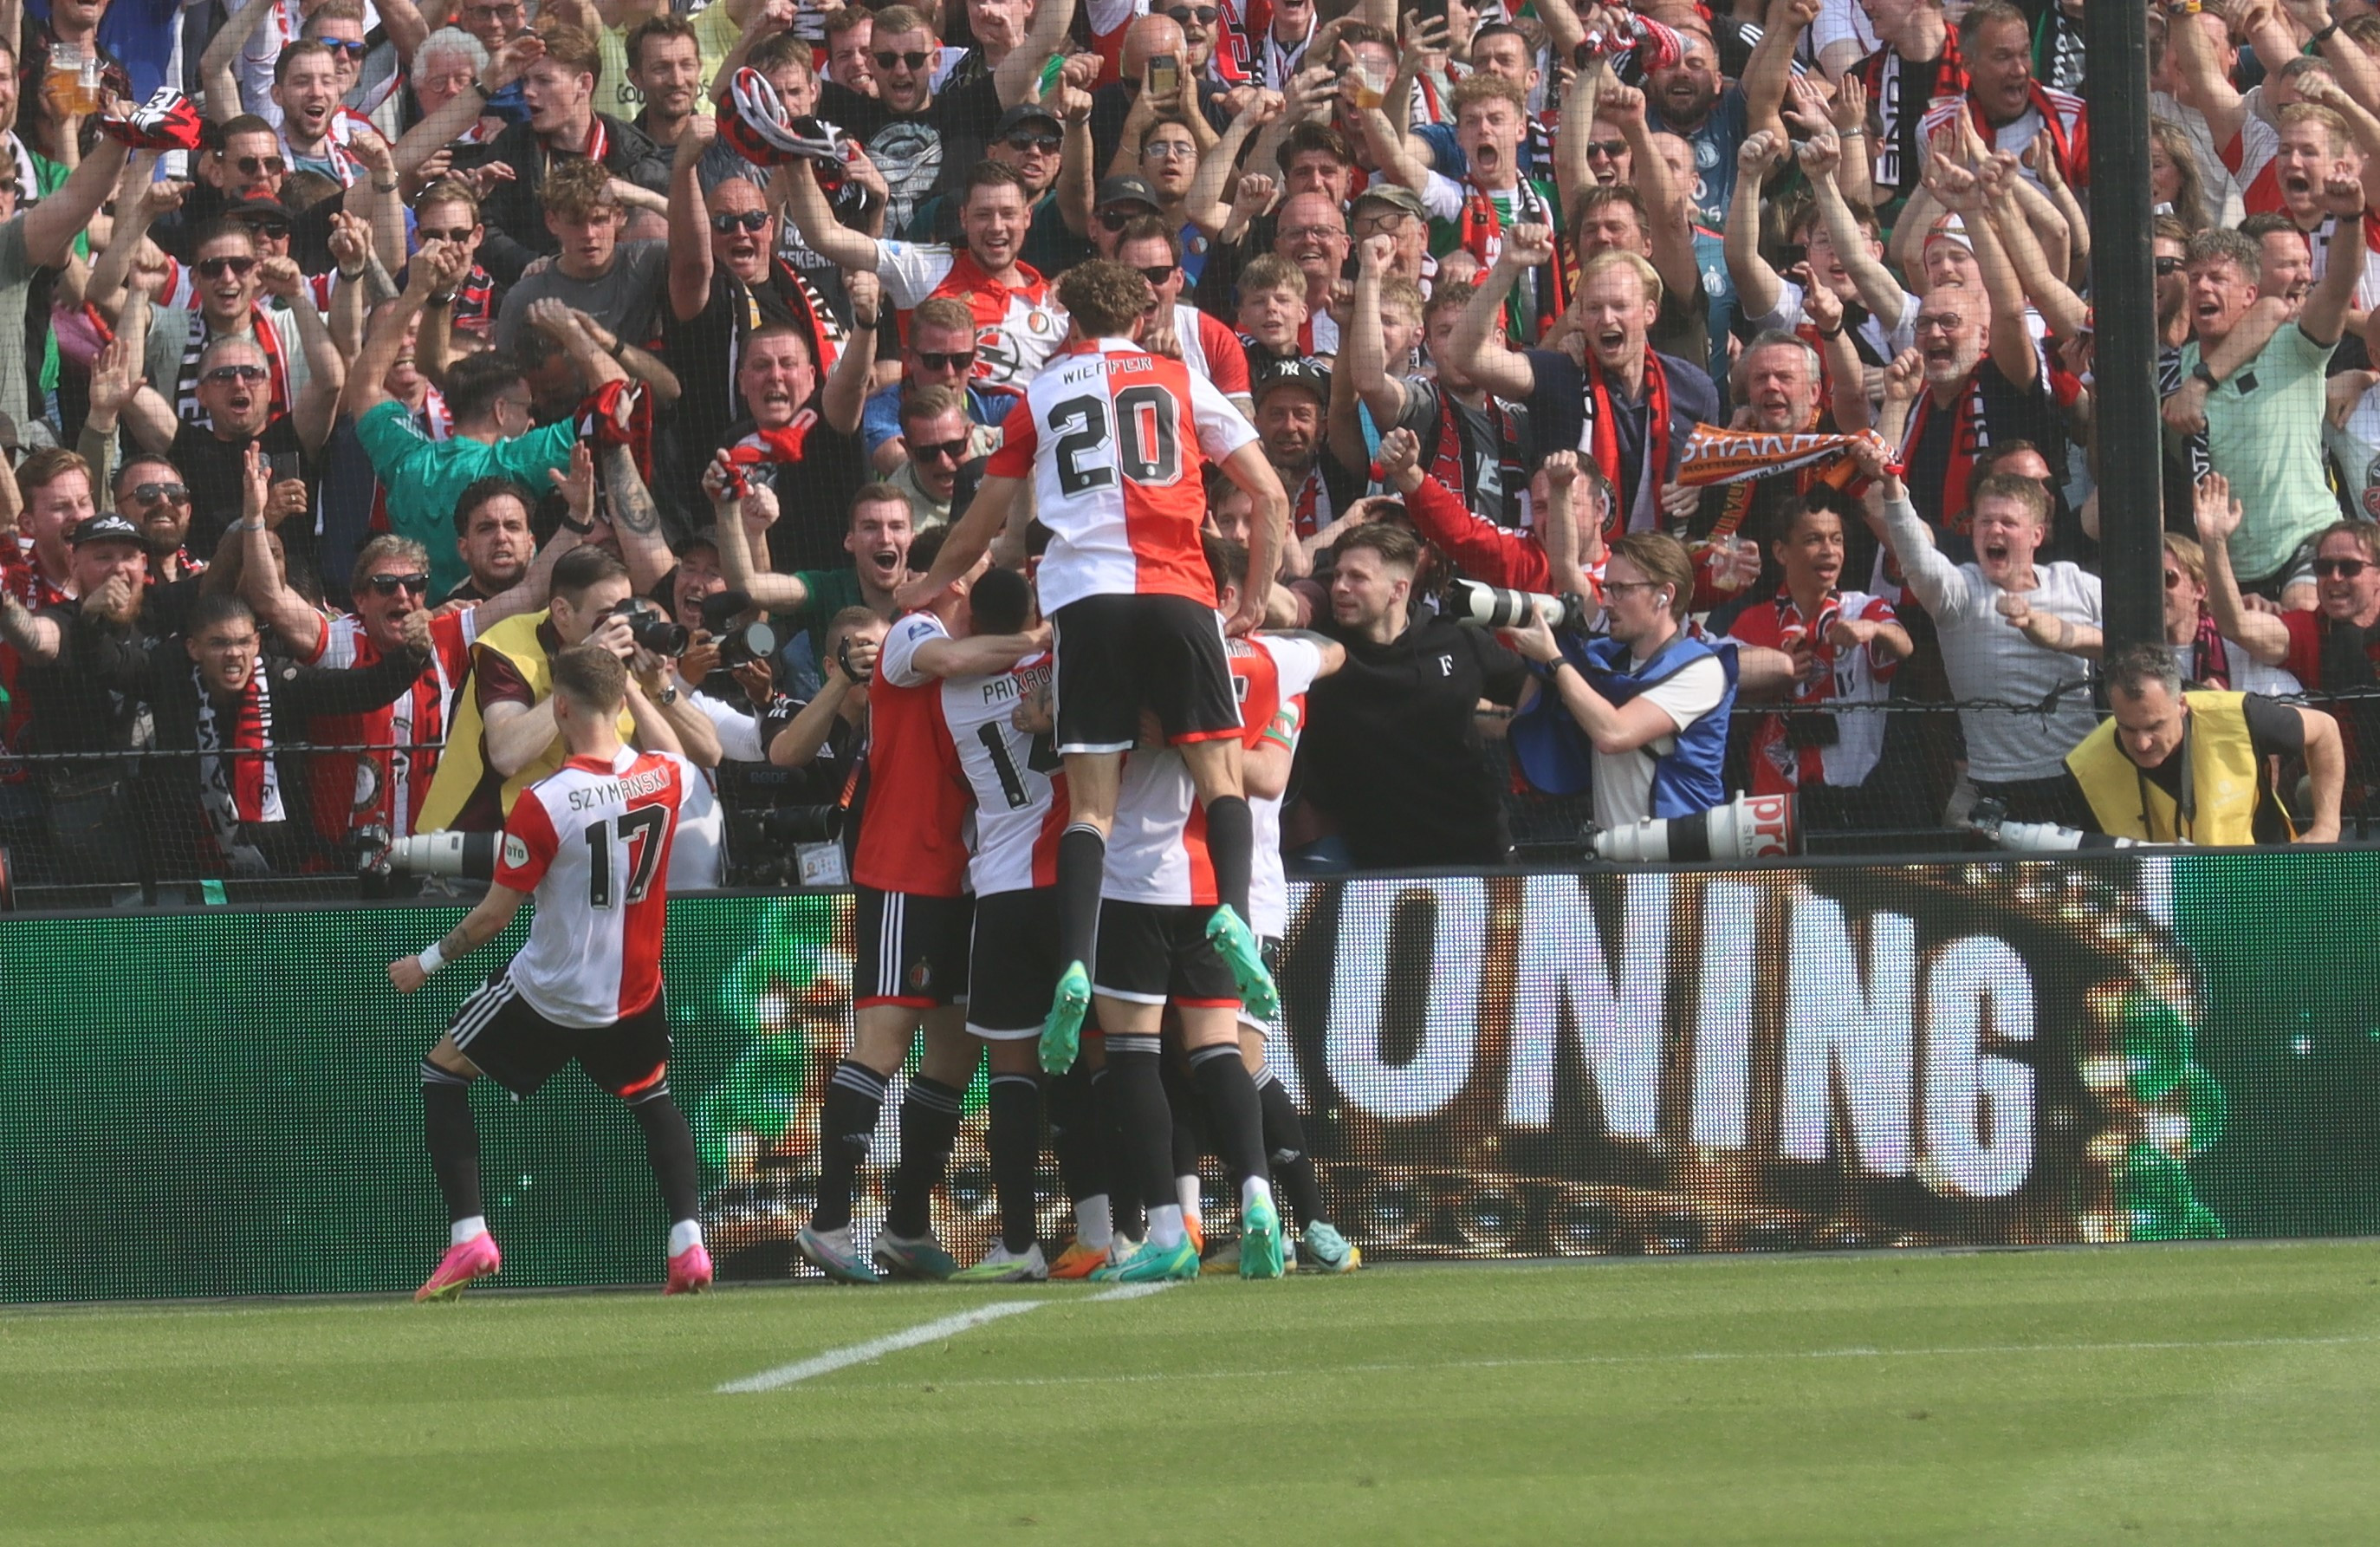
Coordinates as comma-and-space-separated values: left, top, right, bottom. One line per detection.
1104, 634, 1322, 910
853, 610, 975, 898
491, 746, 690, 1028
876, 245, 1065, 390
304, 606, 478, 843
986, 337, 1259, 614
944, 648, 1068, 898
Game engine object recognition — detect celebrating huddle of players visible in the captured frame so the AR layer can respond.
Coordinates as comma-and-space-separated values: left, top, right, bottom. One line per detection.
389, 260, 1353, 1297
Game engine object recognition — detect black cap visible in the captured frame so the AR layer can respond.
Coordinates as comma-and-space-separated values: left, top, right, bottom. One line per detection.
1251, 359, 1331, 406
1095, 174, 1160, 211
994, 102, 1063, 139
227, 192, 297, 225
69, 511, 145, 548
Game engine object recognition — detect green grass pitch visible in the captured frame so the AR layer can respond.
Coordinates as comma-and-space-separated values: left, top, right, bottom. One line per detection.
5, 1242, 2377, 1544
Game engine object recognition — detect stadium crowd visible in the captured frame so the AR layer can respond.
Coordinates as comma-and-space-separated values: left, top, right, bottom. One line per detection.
0, 0, 2373, 896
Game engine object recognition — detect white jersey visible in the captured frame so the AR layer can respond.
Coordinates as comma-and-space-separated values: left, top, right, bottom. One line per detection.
1244, 636, 1325, 937
945, 651, 1068, 896
491, 746, 692, 1028
985, 338, 1259, 614
1104, 634, 1321, 910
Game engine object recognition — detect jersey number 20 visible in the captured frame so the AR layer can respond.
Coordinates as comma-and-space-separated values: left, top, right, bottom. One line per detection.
585, 806, 667, 908
1049, 386, 1181, 494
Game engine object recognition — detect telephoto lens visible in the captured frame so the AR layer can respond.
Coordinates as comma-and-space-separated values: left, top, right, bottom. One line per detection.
1445, 578, 1593, 631
609, 596, 689, 656
383, 830, 500, 881
1591, 793, 1799, 862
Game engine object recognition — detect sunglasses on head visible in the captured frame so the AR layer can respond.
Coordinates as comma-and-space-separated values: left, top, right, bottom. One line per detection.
710, 209, 770, 232
909, 437, 970, 462
416, 224, 474, 244
872, 49, 931, 71
2314, 556, 2370, 578
2155, 255, 2183, 276
365, 573, 431, 596
1002, 129, 1063, 153
1165, 4, 1222, 20
196, 255, 258, 278
318, 38, 367, 57
202, 363, 269, 384
233, 153, 286, 177
131, 481, 191, 504
915, 348, 976, 371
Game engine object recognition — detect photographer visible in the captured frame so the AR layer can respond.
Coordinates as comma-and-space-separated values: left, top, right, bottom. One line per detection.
1503, 531, 1740, 833
417, 546, 723, 833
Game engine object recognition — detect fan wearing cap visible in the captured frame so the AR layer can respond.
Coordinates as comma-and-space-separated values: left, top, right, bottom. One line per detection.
1346, 183, 1430, 289
807, 0, 1074, 239
1253, 361, 1363, 564
785, 157, 1067, 394
912, 100, 1085, 275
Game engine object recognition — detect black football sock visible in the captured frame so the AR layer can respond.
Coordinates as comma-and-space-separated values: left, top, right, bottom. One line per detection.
1187, 1043, 1268, 1199
885, 1075, 965, 1238
1055, 823, 1106, 971
1204, 795, 1255, 925
811, 1060, 886, 1233
987, 1071, 1042, 1254
1046, 1058, 1102, 1204
626, 1087, 702, 1230
1102, 1035, 1178, 1245
1091, 1063, 1144, 1242
1255, 1065, 1328, 1232
419, 1059, 482, 1225
1163, 1050, 1208, 1198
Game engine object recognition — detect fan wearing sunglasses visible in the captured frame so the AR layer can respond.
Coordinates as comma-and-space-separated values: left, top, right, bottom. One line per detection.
2199, 475, 2380, 737
113, 457, 206, 587
859, 295, 1008, 476
887, 385, 978, 528
115, 326, 327, 556
807, 0, 1075, 239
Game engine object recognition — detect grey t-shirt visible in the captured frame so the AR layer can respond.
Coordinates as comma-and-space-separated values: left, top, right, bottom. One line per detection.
0, 216, 29, 432
494, 240, 670, 352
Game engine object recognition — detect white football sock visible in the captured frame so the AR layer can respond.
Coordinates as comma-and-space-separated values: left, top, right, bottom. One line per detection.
451, 1216, 487, 1246
1075, 1194, 1112, 1250
1242, 1175, 1274, 1212
1177, 1175, 1203, 1219
668, 1220, 703, 1256
1146, 1204, 1186, 1251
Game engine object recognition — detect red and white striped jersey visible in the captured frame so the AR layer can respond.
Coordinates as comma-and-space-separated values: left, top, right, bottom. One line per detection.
1173, 302, 1252, 399
987, 338, 1258, 614
493, 746, 690, 1028
1104, 634, 1320, 908
853, 609, 975, 897
306, 605, 478, 842
944, 649, 1069, 896
1244, 635, 1324, 937
879, 246, 1066, 390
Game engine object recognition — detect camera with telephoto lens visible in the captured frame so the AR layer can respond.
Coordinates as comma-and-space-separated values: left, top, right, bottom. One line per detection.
607, 595, 688, 656
1965, 796, 2176, 851
379, 829, 501, 881
1446, 578, 1595, 632
700, 588, 778, 671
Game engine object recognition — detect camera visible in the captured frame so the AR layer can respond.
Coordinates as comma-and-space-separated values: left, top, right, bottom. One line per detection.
1446, 578, 1594, 632
607, 596, 688, 657
701, 588, 778, 670
1965, 796, 2172, 851
380, 829, 500, 881
1590, 793, 1800, 862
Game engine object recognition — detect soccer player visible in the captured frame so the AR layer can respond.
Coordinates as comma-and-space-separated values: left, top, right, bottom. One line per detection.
391, 645, 711, 1301
898, 259, 1292, 1076
794, 527, 1050, 1284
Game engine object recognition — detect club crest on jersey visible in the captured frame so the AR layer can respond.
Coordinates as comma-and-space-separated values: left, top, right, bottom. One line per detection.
503, 834, 529, 870
906, 955, 935, 992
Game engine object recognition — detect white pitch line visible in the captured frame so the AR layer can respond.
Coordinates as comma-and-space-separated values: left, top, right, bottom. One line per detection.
718, 1278, 1184, 1393
1086, 1280, 1185, 1303
717, 1302, 1044, 1392
798, 1330, 2380, 1394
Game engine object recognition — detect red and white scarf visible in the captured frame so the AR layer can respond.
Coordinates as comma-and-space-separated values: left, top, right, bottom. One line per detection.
1582, 348, 1671, 538
195, 664, 283, 865
1898, 374, 1991, 535
1456, 179, 1564, 341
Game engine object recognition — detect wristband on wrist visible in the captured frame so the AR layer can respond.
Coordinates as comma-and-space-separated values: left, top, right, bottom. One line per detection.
1819, 323, 1845, 339
417, 941, 446, 974
426, 291, 455, 307
2312, 19, 2340, 45
338, 265, 366, 281
559, 512, 594, 533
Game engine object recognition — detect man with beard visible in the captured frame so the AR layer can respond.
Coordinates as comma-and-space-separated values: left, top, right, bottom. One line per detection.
119, 261, 345, 552
1937, 2, 2085, 189
623, 14, 702, 160
859, 296, 1012, 476
811, 0, 1073, 239
2166, 206, 2360, 609
437, 476, 543, 609
885, 387, 971, 530
268, 41, 363, 185
1346, 238, 1528, 528
1642, 3, 1803, 231
1450, 235, 1720, 543
112, 456, 203, 587
2201, 476, 2380, 811
1255, 363, 1363, 569
786, 159, 1067, 393
349, 242, 626, 598
124, 217, 328, 438
715, 481, 915, 673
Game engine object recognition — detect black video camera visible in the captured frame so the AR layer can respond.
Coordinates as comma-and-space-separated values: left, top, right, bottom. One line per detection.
700, 588, 779, 671
608, 596, 688, 656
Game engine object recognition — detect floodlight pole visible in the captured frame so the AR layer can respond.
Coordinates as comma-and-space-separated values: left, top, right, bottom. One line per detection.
2087, 0, 2164, 655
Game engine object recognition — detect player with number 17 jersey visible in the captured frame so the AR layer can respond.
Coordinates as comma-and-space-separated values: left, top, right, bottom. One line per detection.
987, 340, 1259, 614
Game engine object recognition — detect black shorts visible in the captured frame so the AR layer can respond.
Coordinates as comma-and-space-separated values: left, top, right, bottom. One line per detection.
1093, 899, 1241, 1009
448, 972, 671, 1101
1050, 594, 1241, 755
967, 887, 1064, 1039
854, 886, 972, 1009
